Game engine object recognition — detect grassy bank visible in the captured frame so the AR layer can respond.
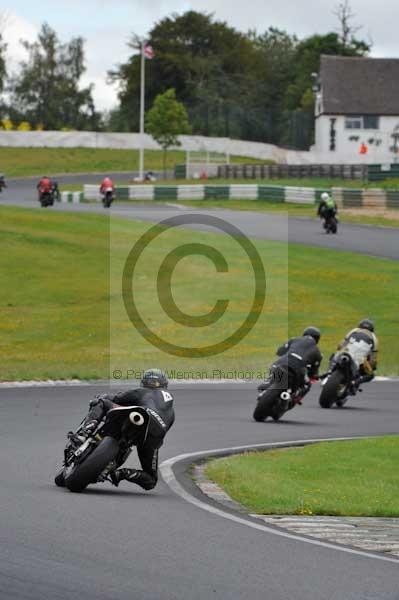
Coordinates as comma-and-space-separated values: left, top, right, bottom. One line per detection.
205, 437, 399, 517
1, 206, 398, 379
0, 147, 271, 178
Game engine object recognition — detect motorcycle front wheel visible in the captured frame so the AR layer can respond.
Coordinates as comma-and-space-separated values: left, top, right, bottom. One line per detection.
253, 388, 282, 422
65, 436, 119, 493
54, 469, 66, 487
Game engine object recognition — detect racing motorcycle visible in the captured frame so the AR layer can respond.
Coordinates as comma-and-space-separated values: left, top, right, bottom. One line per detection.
253, 366, 315, 422
101, 187, 114, 208
55, 405, 157, 492
39, 190, 55, 207
0, 174, 6, 193
324, 214, 338, 234
319, 352, 358, 408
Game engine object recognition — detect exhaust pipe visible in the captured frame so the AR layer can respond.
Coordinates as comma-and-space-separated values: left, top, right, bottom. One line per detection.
129, 411, 145, 426
280, 391, 291, 401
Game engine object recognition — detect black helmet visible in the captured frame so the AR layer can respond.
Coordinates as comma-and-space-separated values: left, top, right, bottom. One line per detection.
303, 326, 321, 343
358, 318, 375, 332
141, 368, 168, 389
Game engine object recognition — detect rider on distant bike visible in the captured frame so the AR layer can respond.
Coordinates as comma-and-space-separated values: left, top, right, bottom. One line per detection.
334, 319, 378, 392
100, 176, 115, 195
318, 192, 337, 229
37, 176, 53, 201
259, 327, 323, 402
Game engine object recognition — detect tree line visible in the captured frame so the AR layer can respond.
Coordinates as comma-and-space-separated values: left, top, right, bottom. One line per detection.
0, 4, 369, 149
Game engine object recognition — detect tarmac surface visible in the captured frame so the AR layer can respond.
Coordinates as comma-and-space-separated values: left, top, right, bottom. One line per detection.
0, 382, 398, 600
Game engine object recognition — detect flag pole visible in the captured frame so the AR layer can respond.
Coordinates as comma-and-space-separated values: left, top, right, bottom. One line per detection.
139, 39, 145, 181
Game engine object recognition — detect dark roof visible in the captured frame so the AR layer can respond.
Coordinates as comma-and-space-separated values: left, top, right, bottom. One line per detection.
320, 55, 399, 115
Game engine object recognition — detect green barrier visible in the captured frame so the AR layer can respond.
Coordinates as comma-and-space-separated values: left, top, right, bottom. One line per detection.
174, 164, 186, 179
258, 186, 285, 202
116, 186, 129, 200
342, 189, 363, 208
154, 186, 178, 200
386, 190, 399, 209
368, 164, 399, 182
204, 186, 230, 199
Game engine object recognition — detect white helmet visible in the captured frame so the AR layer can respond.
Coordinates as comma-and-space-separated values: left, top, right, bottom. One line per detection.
321, 192, 330, 201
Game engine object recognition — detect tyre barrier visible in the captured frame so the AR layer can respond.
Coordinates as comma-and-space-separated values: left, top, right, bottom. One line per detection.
80, 184, 399, 208
59, 191, 84, 204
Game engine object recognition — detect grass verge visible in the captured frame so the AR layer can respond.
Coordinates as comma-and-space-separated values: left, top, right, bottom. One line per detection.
204, 436, 399, 517
1, 206, 398, 379
0, 147, 272, 178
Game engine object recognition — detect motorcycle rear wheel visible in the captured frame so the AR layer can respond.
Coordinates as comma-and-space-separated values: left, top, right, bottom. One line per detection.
319, 371, 346, 408
65, 436, 119, 493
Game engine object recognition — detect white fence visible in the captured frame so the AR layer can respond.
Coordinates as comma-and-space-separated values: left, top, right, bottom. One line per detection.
0, 131, 314, 164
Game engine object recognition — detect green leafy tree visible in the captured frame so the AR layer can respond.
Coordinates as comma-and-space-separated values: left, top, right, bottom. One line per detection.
284, 32, 369, 111
0, 32, 7, 119
146, 88, 191, 176
109, 11, 257, 135
0, 33, 6, 94
109, 10, 371, 149
9, 23, 99, 130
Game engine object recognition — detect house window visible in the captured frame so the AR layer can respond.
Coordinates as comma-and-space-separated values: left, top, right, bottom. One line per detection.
363, 116, 379, 129
345, 115, 380, 130
345, 116, 362, 129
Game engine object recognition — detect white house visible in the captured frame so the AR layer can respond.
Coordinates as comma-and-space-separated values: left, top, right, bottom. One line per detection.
313, 55, 399, 164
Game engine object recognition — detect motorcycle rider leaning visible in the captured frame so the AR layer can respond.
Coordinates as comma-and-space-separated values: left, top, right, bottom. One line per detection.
80, 369, 174, 491
260, 327, 322, 401
335, 319, 378, 390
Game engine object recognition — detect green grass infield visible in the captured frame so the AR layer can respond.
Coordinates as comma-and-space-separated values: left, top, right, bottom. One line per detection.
204, 436, 399, 517
1, 206, 397, 380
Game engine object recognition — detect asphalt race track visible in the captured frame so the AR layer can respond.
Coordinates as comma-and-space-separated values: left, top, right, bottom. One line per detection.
3, 174, 399, 260
0, 383, 398, 600
1, 176, 398, 599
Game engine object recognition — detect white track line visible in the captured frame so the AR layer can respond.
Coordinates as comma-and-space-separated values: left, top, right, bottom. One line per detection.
160, 437, 399, 565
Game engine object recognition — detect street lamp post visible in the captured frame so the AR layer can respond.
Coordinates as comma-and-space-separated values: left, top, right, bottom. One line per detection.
139, 40, 145, 181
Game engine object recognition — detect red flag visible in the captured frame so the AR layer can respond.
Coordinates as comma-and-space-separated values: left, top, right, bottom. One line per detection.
143, 43, 154, 60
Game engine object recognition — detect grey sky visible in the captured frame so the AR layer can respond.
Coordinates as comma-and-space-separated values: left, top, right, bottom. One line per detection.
2, 0, 399, 111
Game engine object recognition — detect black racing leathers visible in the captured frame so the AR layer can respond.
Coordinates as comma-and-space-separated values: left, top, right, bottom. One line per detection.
85, 387, 175, 489
272, 336, 322, 391
318, 201, 337, 219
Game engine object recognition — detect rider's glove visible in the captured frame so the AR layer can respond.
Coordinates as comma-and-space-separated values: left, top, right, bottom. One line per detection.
95, 393, 110, 402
